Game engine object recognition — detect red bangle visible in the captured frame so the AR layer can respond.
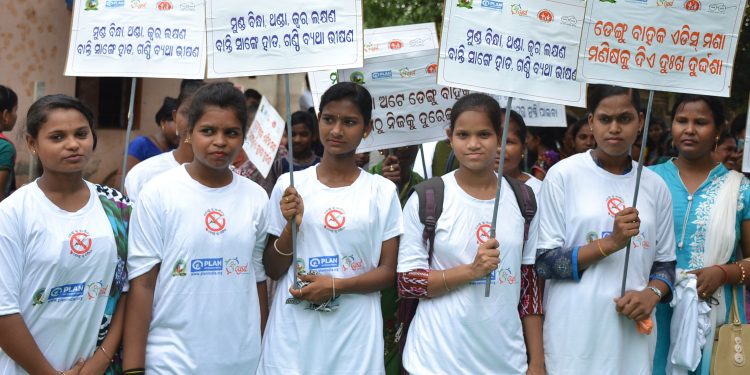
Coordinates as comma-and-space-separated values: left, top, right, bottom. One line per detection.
715, 265, 729, 285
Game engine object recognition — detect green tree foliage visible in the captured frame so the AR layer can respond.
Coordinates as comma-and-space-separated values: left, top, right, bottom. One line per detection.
363, 0, 444, 30
728, 7, 750, 115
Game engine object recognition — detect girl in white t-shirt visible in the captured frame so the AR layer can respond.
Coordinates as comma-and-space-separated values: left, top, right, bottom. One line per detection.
258, 82, 402, 374
397, 94, 545, 375
123, 83, 270, 374
0, 95, 131, 375
535, 85, 676, 374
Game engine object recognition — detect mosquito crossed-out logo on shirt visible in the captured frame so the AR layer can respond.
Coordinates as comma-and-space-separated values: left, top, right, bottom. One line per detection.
204, 208, 227, 235
606, 195, 626, 217
69, 230, 93, 258
323, 207, 346, 232
475, 222, 492, 244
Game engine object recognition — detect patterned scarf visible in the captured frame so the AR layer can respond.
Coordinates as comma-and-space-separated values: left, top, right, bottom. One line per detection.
95, 185, 132, 375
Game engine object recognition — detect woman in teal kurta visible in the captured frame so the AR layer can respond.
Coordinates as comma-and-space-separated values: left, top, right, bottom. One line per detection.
651, 95, 750, 375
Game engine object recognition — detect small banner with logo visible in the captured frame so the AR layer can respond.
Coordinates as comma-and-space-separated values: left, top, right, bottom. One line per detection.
308, 22, 440, 114
64, 0, 207, 78
438, 0, 587, 107
242, 96, 285, 178
206, 0, 363, 77
339, 49, 470, 153
578, 0, 747, 96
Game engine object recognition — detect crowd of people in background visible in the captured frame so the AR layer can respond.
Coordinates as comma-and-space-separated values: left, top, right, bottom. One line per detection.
0, 80, 749, 375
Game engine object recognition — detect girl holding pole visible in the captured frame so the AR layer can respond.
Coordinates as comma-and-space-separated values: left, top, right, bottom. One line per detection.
535, 85, 676, 374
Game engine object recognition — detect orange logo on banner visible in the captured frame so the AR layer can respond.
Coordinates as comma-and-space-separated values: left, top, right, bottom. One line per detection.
537, 9, 554, 23
324, 209, 346, 231
684, 0, 701, 11
389, 40, 403, 50
476, 223, 492, 244
205, 210, 227, 233
69, 232, 93, 256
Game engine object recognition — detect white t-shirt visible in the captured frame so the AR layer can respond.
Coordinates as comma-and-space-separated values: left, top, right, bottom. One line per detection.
536, 151, 676, 374
127, 166, 269, 374
124, 151, 179, 202
258, 166, 403, 375
397, 171, 539, 374
523, 172, 542, 198
0, 181, 119, 374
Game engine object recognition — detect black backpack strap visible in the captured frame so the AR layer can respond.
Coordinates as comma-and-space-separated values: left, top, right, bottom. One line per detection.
412, 177, 445, 264
504, 176, 537, 241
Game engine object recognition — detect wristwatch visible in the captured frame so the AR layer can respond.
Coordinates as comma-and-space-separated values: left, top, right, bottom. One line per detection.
647, 286, 663, 300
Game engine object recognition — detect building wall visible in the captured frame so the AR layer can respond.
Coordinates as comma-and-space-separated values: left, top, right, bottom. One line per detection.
0, 1, 305, 187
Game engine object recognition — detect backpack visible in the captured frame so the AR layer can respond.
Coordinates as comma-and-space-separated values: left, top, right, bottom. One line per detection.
395, 175, 537, 374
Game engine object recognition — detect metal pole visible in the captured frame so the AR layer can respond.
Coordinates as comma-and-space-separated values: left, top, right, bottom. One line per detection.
120, 77, 137, 192
486, 96, 513, 297
284, 74, 298, 290
620, 90, 655, 296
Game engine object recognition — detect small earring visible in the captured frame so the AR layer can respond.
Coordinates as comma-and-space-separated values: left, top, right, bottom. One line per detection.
184, 136, 191, 144
714, 136, 720, 152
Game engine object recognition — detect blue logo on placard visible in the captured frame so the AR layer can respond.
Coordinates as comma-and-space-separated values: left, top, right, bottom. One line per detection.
190, 258, 224, 274
48, 282, 85, 302
371, 71, 392, 80
481, 0, 504, 11
105, 0, 125, 8
309, 256, 339, 271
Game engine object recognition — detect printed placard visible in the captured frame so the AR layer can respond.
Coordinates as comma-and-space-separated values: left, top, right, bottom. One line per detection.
308, 22, 440, 113
438, 0, 587, 107
492, 95, 567, 127
206, 0, 363, 77
65, 0, 206, 78
579, 0, 746, 96
243, 97, 285, 178
340, 50, 470, 153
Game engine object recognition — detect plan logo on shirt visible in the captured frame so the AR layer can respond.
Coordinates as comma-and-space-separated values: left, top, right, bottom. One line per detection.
475, 222, 492, 244
190, 258, 224, 276
309, 255, 339, 272
69, 230, 93, 258
323, 207, 346, 232
172, 259, 187, 277
48, 282, 85, 302
606, 195, 626, 217
204, 208, 227, 235
86, 280, 109, 300
342, 255, 364, 272
225, 257, 249, 275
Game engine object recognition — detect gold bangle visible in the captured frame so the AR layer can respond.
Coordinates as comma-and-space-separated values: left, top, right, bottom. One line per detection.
596, 240, 608, 257
98, 346, 113, 362
738, 261, 748, 284
442, 270, 451, 292
273, 239, 293, 256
